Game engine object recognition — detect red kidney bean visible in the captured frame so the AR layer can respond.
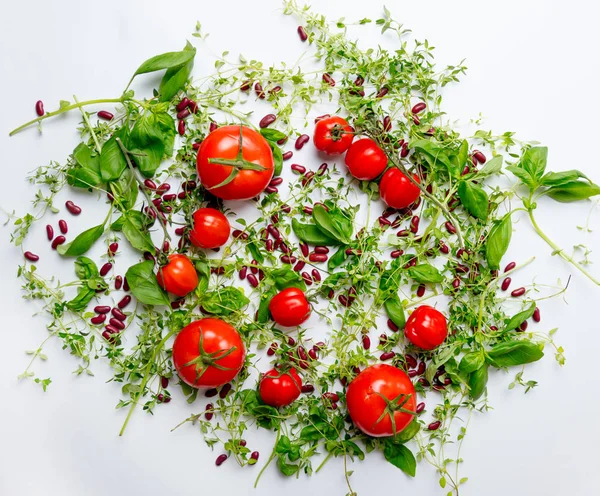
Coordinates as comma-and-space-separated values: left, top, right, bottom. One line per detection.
205, 388, 219, 398
314, 114, 331, 123
239, 266, 248, 280
282, 151, 293, 161
362, 335, 371, 350
270, 177, 283, 187
309, 253, 327, 263
99, 263, 112, 277
310, 269, 321, 282
405, 355, 417, 369
408, 369, 418, 378
160, 376, 169, 389
208, 121, 219, 133
152, 198, 163, 208
35, 100, 44, 116
518, 321, 528, 332
295, 134, 310, 150
322, 392, 339, 402
428, 421, 441, 431
204, 403, 215, 420
354, 76, 364, 86
452, 278, 461, 289
45, 224, 54, 241
533, 307, 541, 322
297, 347, 308, 361
378, 334, 388, 346
267, 343, 278, 356
416, 285, 426, 297
322, 73, 335, 86
400, 142, 410, 158
297, 25, 308, 41
473, 150, 487, 164
163, 194, 177, 202
298, 359, 309, 370
411, 102, 427, 114
279, 242, 290, 254
444, 221, 456, 234
101, 331, 114, 342
109, 318, 125, 330
301, 384, 315, 394
24, 251, 39, 262
302, 205, 314, 216
264, 239, 273, 252
380, 351, 395, 361
291, 164, 308, 176
144, 179, 157, 190
271, 213, 280, 224
176, 108, 190, 120
259, 114, 276, 128
317, 163, 329, 176
293, 260, 306, 272
286, 336, 296, 347
176, 97, 190, 112
144, 252, 156, 263
51, 236, 66, 249
219, 383, 232, 399
417, 362, 426, 375
105, 324, 120, 335
91, 314, 106, 325
188, 100, 198, 113
118, 295, 131, 308
439, 241, 450, 254
455, 264, 469, 274
177, 120, 185, 135
410, 216, 420, 233
123, 277, 130, 292
338, 294, 349, 307
277, 136, 287, 145
254, 82, 265, 99
281, 255, 297, 264
308, 348, 317, 360
240, 80, 251, 92
412, 115, 421, 125
378, 217, 391, 227
390, 249, 403, 259
111, 308, 127, 321
376, 87, 389, 98
267, 224, 281, 239
302, 272, 313, 285
94, 305, 110, 314
265, 185, 278, 194
314, 246, 329, 255
215, 454, 228, 466
379, 116, 392, 133
247, 274, 259, 288
504, 261, 516, 273
250, 260, 259, 274
511, 287, 526, 297
107, 242, 118, 256
58, 219, 68, 234
501, 277, 512, 291
65, 200, 82, 215
387, 319, 399, 332
396, 229, 409, 238
156, 183, 171, 194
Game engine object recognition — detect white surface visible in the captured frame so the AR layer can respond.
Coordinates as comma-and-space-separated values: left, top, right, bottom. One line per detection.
1, 1, 600, 495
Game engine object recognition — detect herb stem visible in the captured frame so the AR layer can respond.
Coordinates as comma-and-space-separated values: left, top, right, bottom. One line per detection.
254, 427, 281, 488
74, 95, 102, 154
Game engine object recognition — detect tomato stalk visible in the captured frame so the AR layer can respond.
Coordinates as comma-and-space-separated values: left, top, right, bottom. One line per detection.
182, 330, 239, 385
372, 391, 415, 435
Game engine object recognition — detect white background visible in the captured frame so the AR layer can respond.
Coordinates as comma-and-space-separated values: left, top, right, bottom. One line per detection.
1, 1, 599, 495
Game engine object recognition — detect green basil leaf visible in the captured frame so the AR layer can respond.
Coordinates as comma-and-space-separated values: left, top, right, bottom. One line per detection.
67, 143, 102, 189
504, 303, 536, 332
158, 42, 195, 102
132, 48, 196, 78
312, 204, 352, 244
546, 180, 600, 203
321, 272, 345, 294
74, 256, 99, 279
408, 264, 443, 284
66, 286, 96, 312
485, 214, 512, 270
506, 164, 538, 190
153, 111, 177, 157
468, 364, 488, 400
277, 457, 299, 477
411, 139, 459, 178
260, 129, 287, 142
201, 287, 250, 315
477, 155, 503, 177
458, 181, 489, 220
379, 258, 403, 293
459, 351, 485, 374
383, 442, 416, 477
390, 418, 420, 444
125, 261, 170, 306
384, 294, 406, 329
122, 214, 155, 253
520, 146, 547, 185
57, 224, 104, 257
328, 246, 348, 270
541, 169, 589, 187
257, 287, 277, 323
130, 144, 164, 178
487, 340, 544, 368
271, 267, 306, 291
247, 241, 265, 264
100, 128, 128, 182
268, 142, 283, 177
292, 218, 339, 245
109, 169, 138, 211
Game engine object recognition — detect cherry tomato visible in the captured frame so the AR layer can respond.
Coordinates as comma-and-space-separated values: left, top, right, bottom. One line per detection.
259, 367, 302, 407
379, 168, 421, 209
156, 254, 198, 297
172, 318, 245, 388
344, 138, 388, 180
404, 305, 448, 350
346, 364, 416, 437
197, 125, 274, 200
313, 116, 354, 155
189, 208, 230, 249
269, 287, 311, 327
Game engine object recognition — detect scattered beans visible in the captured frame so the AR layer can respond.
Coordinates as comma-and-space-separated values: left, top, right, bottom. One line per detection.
219, 383, 232, 399
176, 98, 190, 112
301, 384, 315, 394
416, 402, 425, 414
293, 260, 306, 272
473, 150, 487, 164
362, 335, 371, 350
428, 421, 441, 431
112, 308, 127, 321
405, 355, 417, 369
511, 287, 526, 297
282, 151, 293, 160
46, 224, 54, 240
35, 100, 44, 116
297, 26, 308, 41
51, 236, 66, 249
178, 120, 185, 135
205, 403, 214, 420
94, 305, 110, 314
309, 253, 328, 263
259, 114, 276, 128
445, 221, 456, 234
100, 262, 112, 276
65, 200, 82, 215
291, 163, 306, 174
254, 82, 265, 99
247, 274, 259, 288
504, 261, 516, 273
387, 319, 399, 332
416, 285, 426, 297
24, 251, 39, 262
215, 454, 228, 466
302, 272, 313, 285
58, 219, 68, 234
295, 134, 310, 150
380, 351, 395, 361
311, 269, 321, 282
109, 318, 125, 330
533, 307, 541, 322
144, 179, 157, 190
177, 108, 190, 120
322, 73, 335, 86
91, 314, 106, 325
412, 102, 427, 114
376, 87, 389, 98
501, 277, 512, 291
390, 249, 403, 259
118, 295, 132, 308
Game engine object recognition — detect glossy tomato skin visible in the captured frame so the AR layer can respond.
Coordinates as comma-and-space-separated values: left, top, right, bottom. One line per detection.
197, 125, 274, 200
156, 254, 198, 297
313, 116, 354, 155
189, 208, 230, 249
379, 168, 421, 209
269, 287, 311, 327
405, 305, 448, 350
344, 138, 388, 180
172, 318, 245, 388
346, 364, 416, 437
259, 367, 302, 407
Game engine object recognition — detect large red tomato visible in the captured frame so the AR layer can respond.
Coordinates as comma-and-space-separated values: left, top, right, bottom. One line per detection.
344, 138, 388, 180
269, 287, 311, 327
259, 367, 302, 407
313, 116, 354, 155
172, 318, 245, 388
189, 208, 230, 249
346, 364, 416, 437
156, 254, 198, 297
196, 125, 274, 200
379, 168, 421, 209
404, 305, 448, 350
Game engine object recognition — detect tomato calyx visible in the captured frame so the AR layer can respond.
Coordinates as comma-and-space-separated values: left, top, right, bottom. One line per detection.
372, 391, 416, 435
207, 126, 269, 189
329, 123, 352, 142
183, 330, 239, 384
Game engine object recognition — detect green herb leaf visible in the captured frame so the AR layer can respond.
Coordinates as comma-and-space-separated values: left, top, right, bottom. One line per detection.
100, 128, 128, 182
541, 169, 588, 187
109, 169, 138, 211
269, 142, 283, 177
383, 442, 416, 477
328, 246, 348, 270
257, 287, 277, 323
159, 42, 195, 102
487, 340, 544, 368
384, 294, 406, 329
411, 140, 460, 178
126, 261, 170, 306
67, 143, 102, 189
408, 264, 443, 284
201, 287, 249, 315
312, 204, 352, 244
391, 418, 420, 443
57, 223, 104, 257
546, 180, 600, 203
271, 267, 306, 291
132, 48, 196, 78
292, 218, 339, 245
485, 214, 512, 270
122, 214, 155, 253
507, 146, 547, 190
260, 129, 287, 142
66, 286, 96, 312
468, 364, 488, 400
459, 351, 485, 374
458, 181, 488, 220
504, 303, 536, 332
74, 256, 99, 279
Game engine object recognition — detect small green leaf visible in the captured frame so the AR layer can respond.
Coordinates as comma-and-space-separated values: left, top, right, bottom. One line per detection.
458, 181, 488, 220
328, 246, 348, 270
271, 267, 306, 291
487, 340, 544, 368
504, 303, 536, 332
260, 128, 287, 142
459, 351, 485, 374
67, 143, 102, 189
100, 128, 128, 182
122, 214, 155, 253
477, 155, 503, 176
383, 442, 416, 477
384, 294, 406, 329
546, 181, 600, 203
269, 142, 283, 177
74, 256, 100, 279
201, 287, 250, 315
132, 48, 196, 78
291, 219, 339, 245
408, 264, 443, 284
57, 224, 104, 257
486, 214, 512, 270
159, 43, 195, 102
126, 261, 170, 306
468, 364, 488, 400
257, 287, 277, 323
66, 286, 96, 312
312, 204, 352, 244
541, 169, 589, 187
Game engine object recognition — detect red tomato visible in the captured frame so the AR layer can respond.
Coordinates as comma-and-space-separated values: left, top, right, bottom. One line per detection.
404, 305, 448, 350
346, 364, 416, 437
156, 254, 198, 297
172, 318, 245, 388
189, 208, 230, 249
313, 116, 354, 155
344, 138, 388, 180
269, 287, 311, 327
379, 168, 421, 209
259, 367, 302, 407
196, 125, 274, 200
